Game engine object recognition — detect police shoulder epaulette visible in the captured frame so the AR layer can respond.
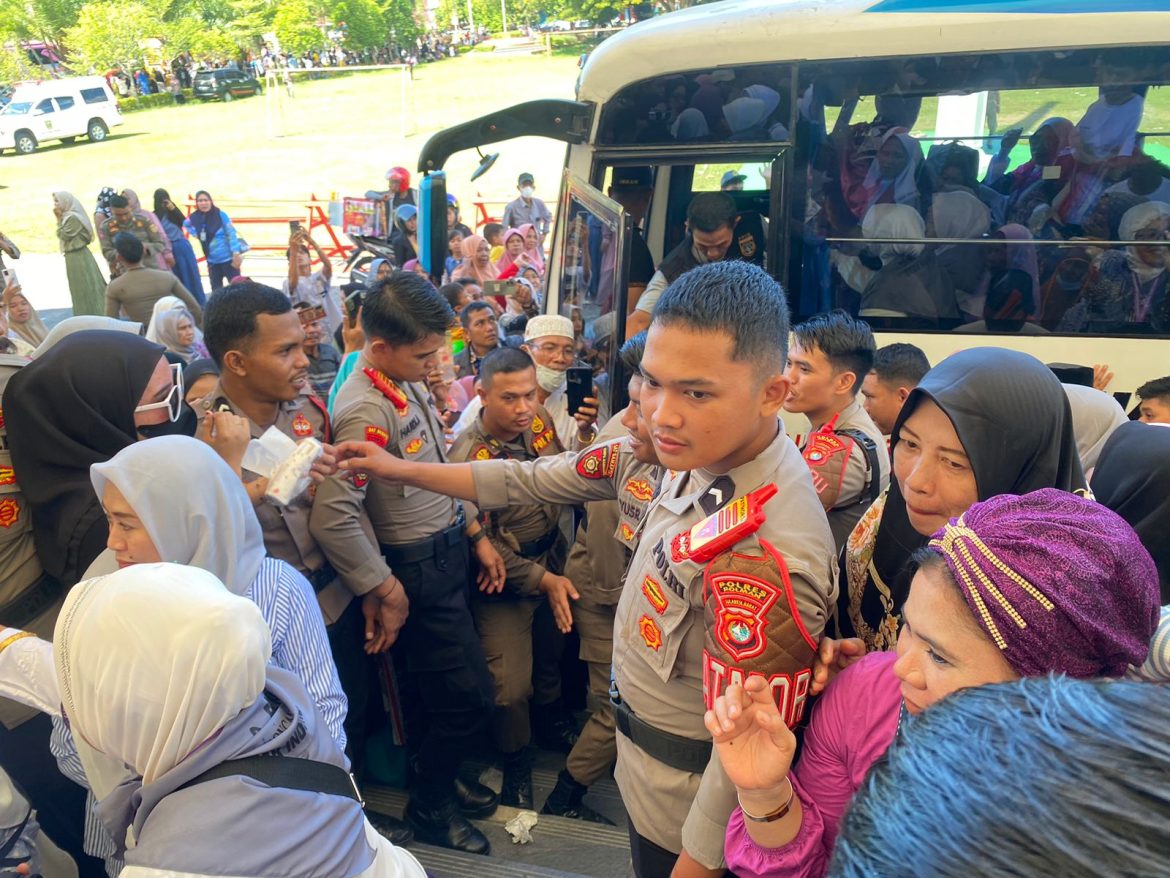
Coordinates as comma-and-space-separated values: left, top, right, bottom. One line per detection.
575, 438, 622, 480
671, 484, 777, 564
363, 367, 409, 415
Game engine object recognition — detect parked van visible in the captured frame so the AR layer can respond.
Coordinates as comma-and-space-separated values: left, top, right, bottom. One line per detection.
0, 76, 123, 155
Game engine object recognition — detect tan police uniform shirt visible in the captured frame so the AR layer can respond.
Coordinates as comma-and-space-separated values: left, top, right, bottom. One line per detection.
613, 425, 837, 868
193, 381, 347, 621
310, 356, 458, 602
800, 398, 890, 550
0, 355, 57, 728
449, 406, 564, 596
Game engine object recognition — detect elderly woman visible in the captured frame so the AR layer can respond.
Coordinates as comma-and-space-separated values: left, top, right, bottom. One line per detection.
712, 489, 1160, 878
452, 235, 500, 286
53, 191, 107, 317
1060, 201, 1170, 332
153, 305, 207, 363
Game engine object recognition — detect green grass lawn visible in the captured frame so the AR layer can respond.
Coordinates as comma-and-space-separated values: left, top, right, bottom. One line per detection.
1, 51, 582, 252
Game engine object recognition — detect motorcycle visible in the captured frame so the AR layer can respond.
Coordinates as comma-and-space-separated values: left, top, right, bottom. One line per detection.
343, 233, 398, 286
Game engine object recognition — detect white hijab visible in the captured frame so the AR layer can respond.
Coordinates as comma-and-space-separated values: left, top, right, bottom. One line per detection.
54, 563, 270, 785
90, 436, 266, 596
32, 316, 142, 358
862, 203, 926, 259
145, 296, 183, 343
1063, 384, 1129, 474
930, 189, 991, 241
1119, 201, 1170, 283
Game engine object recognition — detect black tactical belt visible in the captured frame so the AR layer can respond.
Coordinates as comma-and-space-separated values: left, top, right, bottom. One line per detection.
179, 754, 361, 803
306, 562, 338, 594
517, 528, 559, 559
380, 509, 468, 566
612, 697, 711, 775
0, 573, 66, 630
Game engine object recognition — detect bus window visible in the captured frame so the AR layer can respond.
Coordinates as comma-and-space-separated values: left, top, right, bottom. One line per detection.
790, 44, 1170, 336
552, 174, 634, 417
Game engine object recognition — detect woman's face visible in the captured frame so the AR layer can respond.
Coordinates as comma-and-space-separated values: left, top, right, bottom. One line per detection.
376, 261, 393, 281
195, 193, 212, 212
521, 267, 542, 291
164, 197, 176, 212
524, 228, 539, 250
877, 137, 910, 180
103, 481, 163, 567
983, 240, 1008, 272
506, 235, 525, 257
476, 241, 490, 264
1133, 218, 1169, 268
940, 163, 966, 187
571, 310, 584, 333
894, 398, 979, 537
405, 216, 418, 233
134, 356, 177, 430
8, 295, 29, 323
1029, 128, 1058, 165
177, 318, 195, 347
185, 373, 218, 406
893, 565, 1018, 715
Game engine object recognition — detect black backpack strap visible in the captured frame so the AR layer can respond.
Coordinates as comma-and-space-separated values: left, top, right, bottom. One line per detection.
0, 807, 32, 868
836, 428, 883, 506
177, 756, 362, 804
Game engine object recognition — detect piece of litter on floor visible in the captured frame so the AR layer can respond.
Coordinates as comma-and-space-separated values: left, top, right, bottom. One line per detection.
504, 810, 540, 844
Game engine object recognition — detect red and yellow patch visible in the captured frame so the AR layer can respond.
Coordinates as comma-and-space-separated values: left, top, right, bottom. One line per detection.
0, 498, 20, 528
576, 441, 620, 480
404, 437, 423, 455
706, 572, 781, 662
474, 445, 493, 461
363, 367, 409, 415
365, 426, 390, 448
619, 522, 635, 542
352, 474, 369, 489
0, 467, 14, 488
638, 615, 662, 652
641, 576, 668, 614
292, 412, 313, 438
530, 414, 546, 435
624, 478, 654, 502
532, 427, 557, 454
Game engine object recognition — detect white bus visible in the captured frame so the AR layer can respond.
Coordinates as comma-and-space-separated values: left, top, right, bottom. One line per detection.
421, 0, 1170, 415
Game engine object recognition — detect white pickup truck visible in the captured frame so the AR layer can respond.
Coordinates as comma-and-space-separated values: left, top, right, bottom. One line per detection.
0, 76, 124, 155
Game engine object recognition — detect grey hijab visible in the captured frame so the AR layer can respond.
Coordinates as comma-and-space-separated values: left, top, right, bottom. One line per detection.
90, 435, 265, 595
33, 316, 142, 358
1063, 384, 1128, 474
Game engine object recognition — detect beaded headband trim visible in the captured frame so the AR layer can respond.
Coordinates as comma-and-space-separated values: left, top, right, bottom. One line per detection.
928, 515, 1055, 650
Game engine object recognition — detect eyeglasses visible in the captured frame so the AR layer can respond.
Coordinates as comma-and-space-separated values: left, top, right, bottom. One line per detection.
133, 363, 185, 422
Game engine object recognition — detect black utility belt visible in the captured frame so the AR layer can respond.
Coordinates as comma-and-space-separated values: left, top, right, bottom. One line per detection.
611, 696, 710, 775
517, 528, 559, 559
306, 562, 338, 594
0, 573, 66, 630
380, 509, 467, 566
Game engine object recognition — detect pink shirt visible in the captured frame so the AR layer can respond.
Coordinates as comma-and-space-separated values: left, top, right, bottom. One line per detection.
725, 652, 903, 878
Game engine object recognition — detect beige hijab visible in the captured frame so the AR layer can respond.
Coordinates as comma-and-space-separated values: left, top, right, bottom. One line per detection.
52, 191, 94, 252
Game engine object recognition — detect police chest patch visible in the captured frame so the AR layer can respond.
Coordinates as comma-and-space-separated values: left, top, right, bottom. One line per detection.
365, 426, 389, 448
737, 232, 757, 258
638, 615, 663, 652
0, 498, 20, 528
707, 572, 781, 662
624, 478, 654, 502
642, 576, 668, 614
619, 522, 635, 542
576, 442, 620, 480
532, 428, 556, 454
0, 467, 14, 487
404, 437, 423, 455
291, 412, 313, 438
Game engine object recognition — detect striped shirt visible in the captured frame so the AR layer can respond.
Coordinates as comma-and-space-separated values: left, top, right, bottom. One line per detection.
1129, 605, 1170, 683
51, 556, 348, 872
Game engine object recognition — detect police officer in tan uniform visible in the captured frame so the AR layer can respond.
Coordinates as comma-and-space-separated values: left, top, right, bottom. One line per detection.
310, 271, 504, 856
449, 347, 583, 809
783, 311, 890, 550
331, 333, 662, 826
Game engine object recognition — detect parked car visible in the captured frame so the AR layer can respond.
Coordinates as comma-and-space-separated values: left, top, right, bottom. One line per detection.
0, 76, 122, 155
192, 69, 263, 102
573, 19, 592, 29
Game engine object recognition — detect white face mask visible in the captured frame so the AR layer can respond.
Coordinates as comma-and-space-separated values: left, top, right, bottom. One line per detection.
534, 363, 566, 393
520, 186, 535, 199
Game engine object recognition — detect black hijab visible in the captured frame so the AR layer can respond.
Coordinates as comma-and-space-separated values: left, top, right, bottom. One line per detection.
840, 347, 1086, 647
3, 331, 165, 585
153, 187, 187, 228
186, 190, 224, 258
1091, 421, 1170, 603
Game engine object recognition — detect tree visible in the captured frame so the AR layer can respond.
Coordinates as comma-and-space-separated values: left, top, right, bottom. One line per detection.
164, 15, 238, 58
64, 0, 164, 70
273, 0, 321, 55
381, 0, 419, 45
329, 0, 385, 50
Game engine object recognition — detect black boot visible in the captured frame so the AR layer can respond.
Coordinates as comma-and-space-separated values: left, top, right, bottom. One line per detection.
365, 809, 415, 846
405, 796, 491, 856
531, 701, 580, 754
500, 749, 534, 810
541, 769, 615, 825
455, 774, 500, 818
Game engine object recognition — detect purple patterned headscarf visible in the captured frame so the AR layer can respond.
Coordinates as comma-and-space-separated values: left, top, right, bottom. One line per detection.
928, 489, 1159, 678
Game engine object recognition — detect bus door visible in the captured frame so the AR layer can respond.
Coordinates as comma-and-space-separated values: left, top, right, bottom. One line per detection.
547, 172, 635, 417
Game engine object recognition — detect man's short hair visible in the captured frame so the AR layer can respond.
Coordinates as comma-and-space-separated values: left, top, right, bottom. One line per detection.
108, 194, 129, 210
479, 346, 534, 390
203, 282, 293, 366
1137, 375, 1170, 401
871, 342, 930, 389
792, 310, 876, 394
113, 231, 144, 264
455, 277, 480, 289
687, 192, 738, 234
483, 222, 503, 240
438, 283, 466, 310
620, 330, 647, 374
652, 261, 789, 375
361, 270, 453, 347
459, 300, 495, 330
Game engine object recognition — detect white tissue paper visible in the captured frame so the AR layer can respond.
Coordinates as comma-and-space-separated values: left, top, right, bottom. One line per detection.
504, 810, 539, 844
241, 426, 322, 506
